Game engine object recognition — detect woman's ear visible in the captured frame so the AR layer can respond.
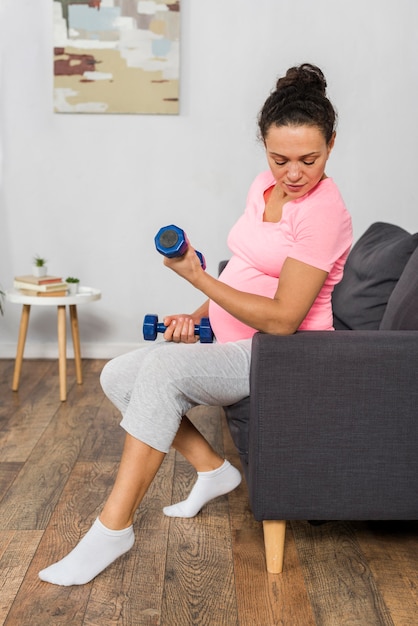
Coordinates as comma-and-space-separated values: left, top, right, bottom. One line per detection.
327, 131, 336, 155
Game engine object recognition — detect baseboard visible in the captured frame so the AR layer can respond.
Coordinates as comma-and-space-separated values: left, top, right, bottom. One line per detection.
0, 342, 142, 360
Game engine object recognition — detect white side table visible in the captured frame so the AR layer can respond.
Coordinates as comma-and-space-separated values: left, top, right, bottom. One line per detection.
6, 287, 101, 402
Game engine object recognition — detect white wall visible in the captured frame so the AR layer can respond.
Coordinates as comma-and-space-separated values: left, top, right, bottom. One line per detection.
1, 0, 418, 358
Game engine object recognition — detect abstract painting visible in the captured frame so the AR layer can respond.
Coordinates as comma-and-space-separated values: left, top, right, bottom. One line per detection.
53, 1, 180, 114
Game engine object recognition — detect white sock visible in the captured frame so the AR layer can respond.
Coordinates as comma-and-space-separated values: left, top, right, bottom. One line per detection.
38, 517, 135, 586
163, 460, 241, 518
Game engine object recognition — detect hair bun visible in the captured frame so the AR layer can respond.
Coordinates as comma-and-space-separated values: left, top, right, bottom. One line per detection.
258, 63, 336, 143
276, 63, 327, 97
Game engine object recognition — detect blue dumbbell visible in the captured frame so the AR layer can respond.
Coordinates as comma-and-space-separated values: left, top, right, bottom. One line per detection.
143, 314, 214, 343
154, 224, 206, 269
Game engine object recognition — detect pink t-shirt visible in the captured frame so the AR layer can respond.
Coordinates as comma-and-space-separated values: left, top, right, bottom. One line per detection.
209, 171, 353, 343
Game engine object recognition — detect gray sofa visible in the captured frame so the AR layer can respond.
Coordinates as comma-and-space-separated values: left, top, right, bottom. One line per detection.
223, 222, 418, 573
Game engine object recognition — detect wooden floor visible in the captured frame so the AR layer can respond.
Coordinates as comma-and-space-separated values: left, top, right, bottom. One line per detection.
1, 358, 418, 626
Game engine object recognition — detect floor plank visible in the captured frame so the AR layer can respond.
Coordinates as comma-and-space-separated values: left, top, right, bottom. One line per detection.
0, 359, 55, 411
0, 463, 22, 502
0, 530, 44, 626
0, 403, 100, 530
163, 518, 238, 626
84, 527, 168, 626
355, 521, 418, 626
292, 520, 395, 626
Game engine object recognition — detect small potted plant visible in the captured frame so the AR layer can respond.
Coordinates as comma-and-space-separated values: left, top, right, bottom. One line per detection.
32, 255, 48, 277
65, 276, 80, 295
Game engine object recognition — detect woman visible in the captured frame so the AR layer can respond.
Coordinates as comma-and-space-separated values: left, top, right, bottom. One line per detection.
39, 63, 352, 586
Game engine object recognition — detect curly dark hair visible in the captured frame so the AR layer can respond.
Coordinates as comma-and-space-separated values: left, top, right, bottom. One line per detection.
258, 63, 337, 144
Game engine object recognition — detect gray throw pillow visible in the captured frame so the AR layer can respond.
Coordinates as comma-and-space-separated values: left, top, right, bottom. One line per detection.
332, 222, 418, 330
380, 247, 418, 330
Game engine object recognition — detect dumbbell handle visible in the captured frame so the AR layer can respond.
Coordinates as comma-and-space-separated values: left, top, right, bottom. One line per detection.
156, 322, 201, 334
154, 224, 206, 270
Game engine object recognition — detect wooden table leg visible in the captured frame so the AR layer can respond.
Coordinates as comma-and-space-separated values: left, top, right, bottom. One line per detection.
12, 304, 31, 392
57, 305, 67, 402
69, 304, 83, 385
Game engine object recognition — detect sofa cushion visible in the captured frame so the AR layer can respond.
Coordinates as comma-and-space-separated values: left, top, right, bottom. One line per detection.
380, 247, 418, 330
332, 222, 418, 330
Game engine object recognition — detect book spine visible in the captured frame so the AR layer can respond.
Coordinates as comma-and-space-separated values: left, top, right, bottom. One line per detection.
37, 278, 64, 285
18, 289, 68, 297
14, 280, 67, 292
14, 275, 63, 285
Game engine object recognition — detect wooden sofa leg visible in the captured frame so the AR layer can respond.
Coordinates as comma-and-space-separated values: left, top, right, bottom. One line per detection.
263, 520, 286, 574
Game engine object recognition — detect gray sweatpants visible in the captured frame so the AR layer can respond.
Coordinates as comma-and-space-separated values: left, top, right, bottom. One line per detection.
100, 339, 252, 453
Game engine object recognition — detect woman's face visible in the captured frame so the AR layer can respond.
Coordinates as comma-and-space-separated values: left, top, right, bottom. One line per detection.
264, 124, 335, 200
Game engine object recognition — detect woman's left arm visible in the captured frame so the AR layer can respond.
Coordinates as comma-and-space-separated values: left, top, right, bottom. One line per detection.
164, 246, 328, 336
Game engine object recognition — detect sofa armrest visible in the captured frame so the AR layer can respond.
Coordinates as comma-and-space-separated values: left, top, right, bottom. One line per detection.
248, 331, 418, 521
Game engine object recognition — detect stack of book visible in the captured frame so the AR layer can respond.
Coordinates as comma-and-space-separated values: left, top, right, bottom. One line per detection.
14, 275, 68, 297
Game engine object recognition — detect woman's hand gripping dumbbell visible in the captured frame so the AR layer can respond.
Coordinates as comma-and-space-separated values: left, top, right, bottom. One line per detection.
143, 314, 214, 343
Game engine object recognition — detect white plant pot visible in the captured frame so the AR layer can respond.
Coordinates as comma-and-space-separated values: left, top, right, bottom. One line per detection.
32, 265, 47, 277
67, 283, 79, 295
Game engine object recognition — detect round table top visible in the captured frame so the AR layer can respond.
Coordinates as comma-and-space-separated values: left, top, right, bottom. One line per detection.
6, 286, 102, 306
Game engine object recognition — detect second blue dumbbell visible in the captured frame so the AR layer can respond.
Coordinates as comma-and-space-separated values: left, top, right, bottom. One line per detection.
154, 224, 206, 269
143, 314, 214, 343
